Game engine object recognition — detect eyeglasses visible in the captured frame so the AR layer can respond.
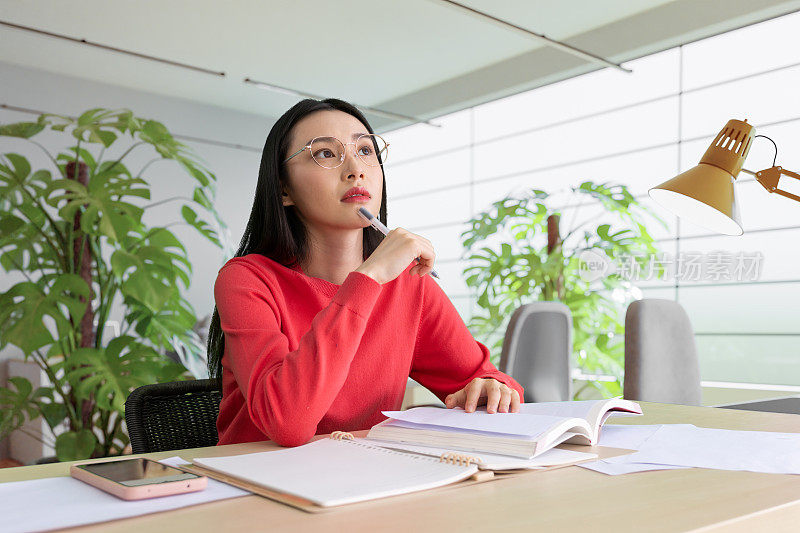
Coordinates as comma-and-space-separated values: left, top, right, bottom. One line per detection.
284, 134, 389, 169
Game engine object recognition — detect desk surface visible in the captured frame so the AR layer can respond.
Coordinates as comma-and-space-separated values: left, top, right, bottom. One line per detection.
3, 402, 800, 533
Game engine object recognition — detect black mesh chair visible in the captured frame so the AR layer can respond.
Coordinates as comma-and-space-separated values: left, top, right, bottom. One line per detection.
125, 379, 223, 454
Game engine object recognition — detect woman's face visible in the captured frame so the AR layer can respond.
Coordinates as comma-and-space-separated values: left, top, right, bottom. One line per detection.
282, 110, 383, 233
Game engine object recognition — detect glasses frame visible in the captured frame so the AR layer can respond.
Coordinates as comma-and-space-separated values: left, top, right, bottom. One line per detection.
283, 134, 389, 168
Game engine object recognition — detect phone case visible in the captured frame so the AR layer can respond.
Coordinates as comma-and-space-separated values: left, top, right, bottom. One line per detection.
70, 460, 208, 501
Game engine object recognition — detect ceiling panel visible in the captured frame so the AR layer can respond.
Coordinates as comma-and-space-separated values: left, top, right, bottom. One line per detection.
0, 0, 798, 131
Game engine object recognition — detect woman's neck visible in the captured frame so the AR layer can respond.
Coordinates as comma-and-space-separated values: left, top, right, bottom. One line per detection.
301, 227, 364, 285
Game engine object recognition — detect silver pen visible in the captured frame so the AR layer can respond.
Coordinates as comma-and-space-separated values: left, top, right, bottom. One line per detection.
358, 207, 440, 279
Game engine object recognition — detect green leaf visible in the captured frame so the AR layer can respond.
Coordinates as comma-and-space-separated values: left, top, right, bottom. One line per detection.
38, 401, 68, 429
69, 108, 130, 147
46, 167, 145, 241
141, 119, 170, 142
56, 429, 98, 461
9, 376, 32, 397
0, 214, 26, 238
0, 153, 32, 204
0, 121, 45, 139
56, 147, 98, 174
177, 157, 212, 187
0, 206, 63, 276
66, 336, 184, 413
192, 187, 213, 209
0, 274, 91, 353
126, 294, 196, 347
144, 227, 186, 253
181, 205, 221, 247
111, 246, 178, 310
78, 108, 107, 127
0, 377, 39, 437
138, 120, 193, 165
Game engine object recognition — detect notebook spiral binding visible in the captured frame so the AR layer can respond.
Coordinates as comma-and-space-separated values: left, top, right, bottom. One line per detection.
328, 432, 485, 469
439, 451, 482, 466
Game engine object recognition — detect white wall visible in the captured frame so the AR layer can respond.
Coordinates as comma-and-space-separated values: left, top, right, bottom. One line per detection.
0, 61, 271, 459
383, 11, 800, 389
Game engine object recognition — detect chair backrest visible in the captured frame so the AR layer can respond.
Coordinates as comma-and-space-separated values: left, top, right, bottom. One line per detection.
623, 299, 701, 406
499, 302, 572, 402
125, 379, 222, 454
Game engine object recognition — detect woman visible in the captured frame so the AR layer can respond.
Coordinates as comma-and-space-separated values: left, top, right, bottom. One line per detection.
208, 98, 523, 447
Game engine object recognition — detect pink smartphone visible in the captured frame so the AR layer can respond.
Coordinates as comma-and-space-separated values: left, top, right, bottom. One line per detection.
70, 457, 207, 500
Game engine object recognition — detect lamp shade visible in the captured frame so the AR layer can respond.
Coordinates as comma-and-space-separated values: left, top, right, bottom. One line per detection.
649, 119, 754, 236
649, 164, 743, 235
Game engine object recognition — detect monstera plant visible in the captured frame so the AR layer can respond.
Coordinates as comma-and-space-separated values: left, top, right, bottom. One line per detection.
461, 181, 665, 398
0, 108, 227, 460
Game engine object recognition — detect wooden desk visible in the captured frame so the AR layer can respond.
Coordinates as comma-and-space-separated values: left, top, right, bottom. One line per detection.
2, 403, 800, 532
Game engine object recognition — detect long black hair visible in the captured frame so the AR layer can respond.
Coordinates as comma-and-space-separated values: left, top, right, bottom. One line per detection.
207, 98, 388, 379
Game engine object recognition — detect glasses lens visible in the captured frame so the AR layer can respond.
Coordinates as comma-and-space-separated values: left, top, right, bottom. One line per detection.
356, 135, 388, 166
310, 137, 345, 168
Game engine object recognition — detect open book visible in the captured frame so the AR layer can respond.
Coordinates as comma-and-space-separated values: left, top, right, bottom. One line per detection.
367, 399, 642, 459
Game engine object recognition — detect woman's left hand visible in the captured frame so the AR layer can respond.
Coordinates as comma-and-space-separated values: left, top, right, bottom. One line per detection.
444, 378, 521, 414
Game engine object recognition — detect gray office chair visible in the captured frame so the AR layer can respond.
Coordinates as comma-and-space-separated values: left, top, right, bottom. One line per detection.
623, 299, 701, 406
499, 302, 572, 402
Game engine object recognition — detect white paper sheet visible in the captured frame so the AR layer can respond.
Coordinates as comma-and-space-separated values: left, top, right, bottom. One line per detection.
579, 424, 690, 475
596, 424, 664, 449
601, 424, 695, 464
0, 456, 248, 533
616, 424, 800, 474
579, 461, 690, 475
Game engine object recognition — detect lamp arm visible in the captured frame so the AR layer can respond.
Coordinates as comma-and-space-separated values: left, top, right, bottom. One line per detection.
781, 168, 800, 180
754, 166, 800, 204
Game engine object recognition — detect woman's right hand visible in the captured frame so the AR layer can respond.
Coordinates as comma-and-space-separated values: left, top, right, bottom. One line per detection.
355, 228, 436, 284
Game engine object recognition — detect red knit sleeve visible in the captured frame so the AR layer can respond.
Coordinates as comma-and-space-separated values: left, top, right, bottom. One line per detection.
214, 263, 382, 446
409, 275, 524, 402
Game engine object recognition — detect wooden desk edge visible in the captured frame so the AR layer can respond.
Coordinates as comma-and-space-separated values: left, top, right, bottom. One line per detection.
2, 402, 800, 533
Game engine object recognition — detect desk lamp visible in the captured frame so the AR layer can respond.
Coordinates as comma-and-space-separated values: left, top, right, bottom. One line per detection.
649, 119, 799, 235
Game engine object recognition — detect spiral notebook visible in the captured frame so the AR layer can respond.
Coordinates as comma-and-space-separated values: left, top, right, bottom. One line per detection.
187, 432, 485, 511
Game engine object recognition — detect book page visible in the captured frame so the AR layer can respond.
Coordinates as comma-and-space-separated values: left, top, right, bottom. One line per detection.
518, 399, 640, 420
193, 439, 478, 507
382, 407, 578, 438
519, 399, 642, 441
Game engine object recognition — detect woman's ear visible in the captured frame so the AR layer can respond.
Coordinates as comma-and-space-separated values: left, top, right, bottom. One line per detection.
281, 190, 294, 207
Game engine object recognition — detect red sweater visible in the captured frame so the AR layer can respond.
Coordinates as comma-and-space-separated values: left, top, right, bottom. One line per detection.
214, 253, 523, 447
